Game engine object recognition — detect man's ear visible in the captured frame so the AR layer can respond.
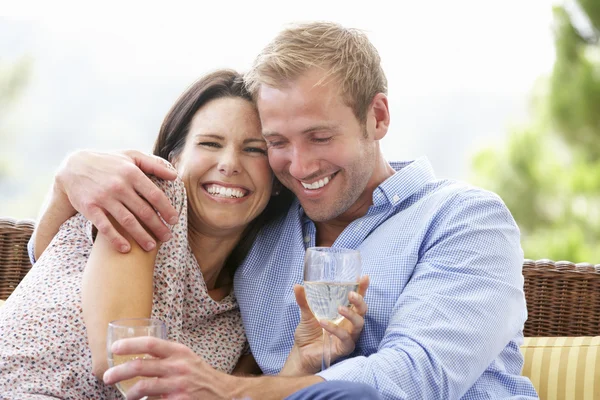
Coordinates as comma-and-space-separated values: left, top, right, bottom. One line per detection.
370, 93, 390, 141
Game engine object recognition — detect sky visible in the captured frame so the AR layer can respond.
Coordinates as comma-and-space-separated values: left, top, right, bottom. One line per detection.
1, 0, 558, 218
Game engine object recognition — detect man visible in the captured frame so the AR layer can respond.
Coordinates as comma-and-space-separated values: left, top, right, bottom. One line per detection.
31, 22, 538, 399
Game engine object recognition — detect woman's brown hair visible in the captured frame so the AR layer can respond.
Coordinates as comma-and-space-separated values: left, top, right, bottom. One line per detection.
153, 69, 293, 278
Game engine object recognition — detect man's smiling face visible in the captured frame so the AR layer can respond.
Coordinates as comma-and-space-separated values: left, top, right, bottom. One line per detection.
257, 68, 379, 223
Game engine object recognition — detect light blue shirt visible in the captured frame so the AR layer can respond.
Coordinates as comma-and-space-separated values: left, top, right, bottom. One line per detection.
234, 158, 538, 399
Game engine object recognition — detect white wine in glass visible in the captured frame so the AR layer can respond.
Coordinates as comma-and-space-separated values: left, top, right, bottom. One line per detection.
107, 318, 167, 399
303, 247, 361, 370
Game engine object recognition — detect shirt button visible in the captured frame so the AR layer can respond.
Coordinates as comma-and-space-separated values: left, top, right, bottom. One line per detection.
392, 194, 400, 203
304, 235, 311, 243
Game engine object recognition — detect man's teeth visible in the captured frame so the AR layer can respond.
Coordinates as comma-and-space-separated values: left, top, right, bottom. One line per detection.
301, 175, 331, 190
206, 185, 246, 198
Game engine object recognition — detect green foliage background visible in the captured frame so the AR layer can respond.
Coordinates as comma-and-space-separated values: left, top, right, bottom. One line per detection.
472, 0, 600, 262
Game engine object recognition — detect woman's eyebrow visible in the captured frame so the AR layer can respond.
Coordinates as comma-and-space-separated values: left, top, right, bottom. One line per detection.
195, 134, 224, 140
243, 138, 267, 145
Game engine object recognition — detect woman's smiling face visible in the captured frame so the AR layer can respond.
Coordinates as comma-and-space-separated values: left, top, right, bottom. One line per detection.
174, 96, 273, 236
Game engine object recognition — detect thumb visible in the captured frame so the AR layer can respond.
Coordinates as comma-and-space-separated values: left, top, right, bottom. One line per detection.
294, 284, 316, 321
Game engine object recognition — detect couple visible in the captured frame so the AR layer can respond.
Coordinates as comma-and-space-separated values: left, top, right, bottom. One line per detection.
0, 21, 538, 399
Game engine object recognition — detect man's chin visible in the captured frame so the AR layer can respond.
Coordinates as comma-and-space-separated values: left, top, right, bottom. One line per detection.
301, 205, 338, 223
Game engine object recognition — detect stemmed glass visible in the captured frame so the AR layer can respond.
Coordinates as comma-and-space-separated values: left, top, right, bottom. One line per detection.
107, 318, 167, 399
303, 247, 361, 370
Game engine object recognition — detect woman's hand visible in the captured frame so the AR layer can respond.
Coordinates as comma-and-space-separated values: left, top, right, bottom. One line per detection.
280, 276, 369, 376
103, 337, 234, 400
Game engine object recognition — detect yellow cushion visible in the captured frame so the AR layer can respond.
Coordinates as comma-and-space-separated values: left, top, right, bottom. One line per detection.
0, 299, 4, 308
521, 336, 600, 400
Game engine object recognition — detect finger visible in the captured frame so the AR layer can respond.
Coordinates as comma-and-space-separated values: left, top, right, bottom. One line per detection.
357, 275, 370, 298
319, 319, 352, 345
103, 358, 169, 385
104, 199, 158, 252
294, 284, 316, 321
123, 190, 174, 244
125, 150, 178, 181
126, 377, 176, 400
337, 305, 365, 334
348, 291, 368, 317
132, 176, 179, 227
88, 205, 130, 253
111, 337, 182, 360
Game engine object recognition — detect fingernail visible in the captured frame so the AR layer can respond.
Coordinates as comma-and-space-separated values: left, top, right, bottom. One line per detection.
145, 241, 156, 251
120, 244, 130, 253
169, 216, 178, 225
349, 292, 357, 300
161, 232, 172, 242
319, 319, 330, 328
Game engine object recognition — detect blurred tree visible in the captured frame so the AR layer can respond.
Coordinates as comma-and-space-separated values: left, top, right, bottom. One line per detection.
472, 0, 600, 262
0, 56, 32, 180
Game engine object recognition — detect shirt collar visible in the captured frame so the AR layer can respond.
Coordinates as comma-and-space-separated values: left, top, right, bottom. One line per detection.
374, 157, 436, 207
296, 157, 436, 221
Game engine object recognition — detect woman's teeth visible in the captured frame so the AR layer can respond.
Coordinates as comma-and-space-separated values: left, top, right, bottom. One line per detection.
301, 175, 331, 190
206, 184, 246, 198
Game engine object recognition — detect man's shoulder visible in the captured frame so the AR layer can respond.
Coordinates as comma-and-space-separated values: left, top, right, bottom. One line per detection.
417, 177, 507, 211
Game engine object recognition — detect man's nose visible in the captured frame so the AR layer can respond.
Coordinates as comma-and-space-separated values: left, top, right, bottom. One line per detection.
288, 147, 316, 181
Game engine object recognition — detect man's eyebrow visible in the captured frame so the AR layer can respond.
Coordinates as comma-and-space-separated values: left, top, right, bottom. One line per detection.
262, 125, 338, 138
262, 131, 281, 138
301, 124, 338, 134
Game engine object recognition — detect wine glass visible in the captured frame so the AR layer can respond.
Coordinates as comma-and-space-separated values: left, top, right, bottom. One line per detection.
303, 247, 361, 370
107, 318, 167, 399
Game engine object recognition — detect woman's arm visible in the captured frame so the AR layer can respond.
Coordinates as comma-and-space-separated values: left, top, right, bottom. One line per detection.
82, 216, 159, 379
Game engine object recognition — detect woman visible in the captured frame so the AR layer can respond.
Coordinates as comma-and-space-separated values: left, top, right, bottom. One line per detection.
0, 70, 366, 398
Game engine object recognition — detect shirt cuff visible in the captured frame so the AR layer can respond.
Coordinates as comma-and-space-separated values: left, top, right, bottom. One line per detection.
27, 236, 36, 265
316, 357, 362, 382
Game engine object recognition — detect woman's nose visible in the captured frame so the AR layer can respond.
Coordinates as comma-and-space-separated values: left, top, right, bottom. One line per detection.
218, 152, 241, 176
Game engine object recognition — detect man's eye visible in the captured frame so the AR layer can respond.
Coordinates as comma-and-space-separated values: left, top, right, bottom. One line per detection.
267, 141, 284, 148
245, 147, 267, 155
199, 142, 221, 148
312, 137, 332, 144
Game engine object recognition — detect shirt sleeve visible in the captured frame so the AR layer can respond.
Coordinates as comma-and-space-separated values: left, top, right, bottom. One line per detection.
317, 190, 527, 399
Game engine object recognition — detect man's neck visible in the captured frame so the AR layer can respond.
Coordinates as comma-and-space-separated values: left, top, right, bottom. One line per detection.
314, 157, 396, 246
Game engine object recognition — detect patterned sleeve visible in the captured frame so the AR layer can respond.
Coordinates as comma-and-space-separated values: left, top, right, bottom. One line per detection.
84, 159, 186, 242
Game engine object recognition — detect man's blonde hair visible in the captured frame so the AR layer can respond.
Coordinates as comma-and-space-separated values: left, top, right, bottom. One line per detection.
244, 21, 388, 124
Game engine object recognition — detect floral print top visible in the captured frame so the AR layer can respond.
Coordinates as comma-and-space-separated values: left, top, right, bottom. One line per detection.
0, 171, 247, 399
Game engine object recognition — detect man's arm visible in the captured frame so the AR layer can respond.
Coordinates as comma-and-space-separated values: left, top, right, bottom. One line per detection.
310, 191, 527, 399
30, 150, 179, 259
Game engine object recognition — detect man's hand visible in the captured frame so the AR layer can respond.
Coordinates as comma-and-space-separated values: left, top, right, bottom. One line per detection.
56, 150, 179, 252
103, 337, 234, 400
281, 276, 369, 376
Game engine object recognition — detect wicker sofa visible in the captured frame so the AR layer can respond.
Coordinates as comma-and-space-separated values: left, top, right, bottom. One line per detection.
1, 217, 599, 398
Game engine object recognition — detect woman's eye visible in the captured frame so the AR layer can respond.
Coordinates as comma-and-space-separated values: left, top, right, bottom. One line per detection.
245, 147, 267, 155
312, 137, 332, 144
199, 142, 222, 148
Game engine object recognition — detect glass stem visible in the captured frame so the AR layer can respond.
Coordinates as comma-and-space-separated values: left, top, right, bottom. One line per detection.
322, 328, 331, 371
